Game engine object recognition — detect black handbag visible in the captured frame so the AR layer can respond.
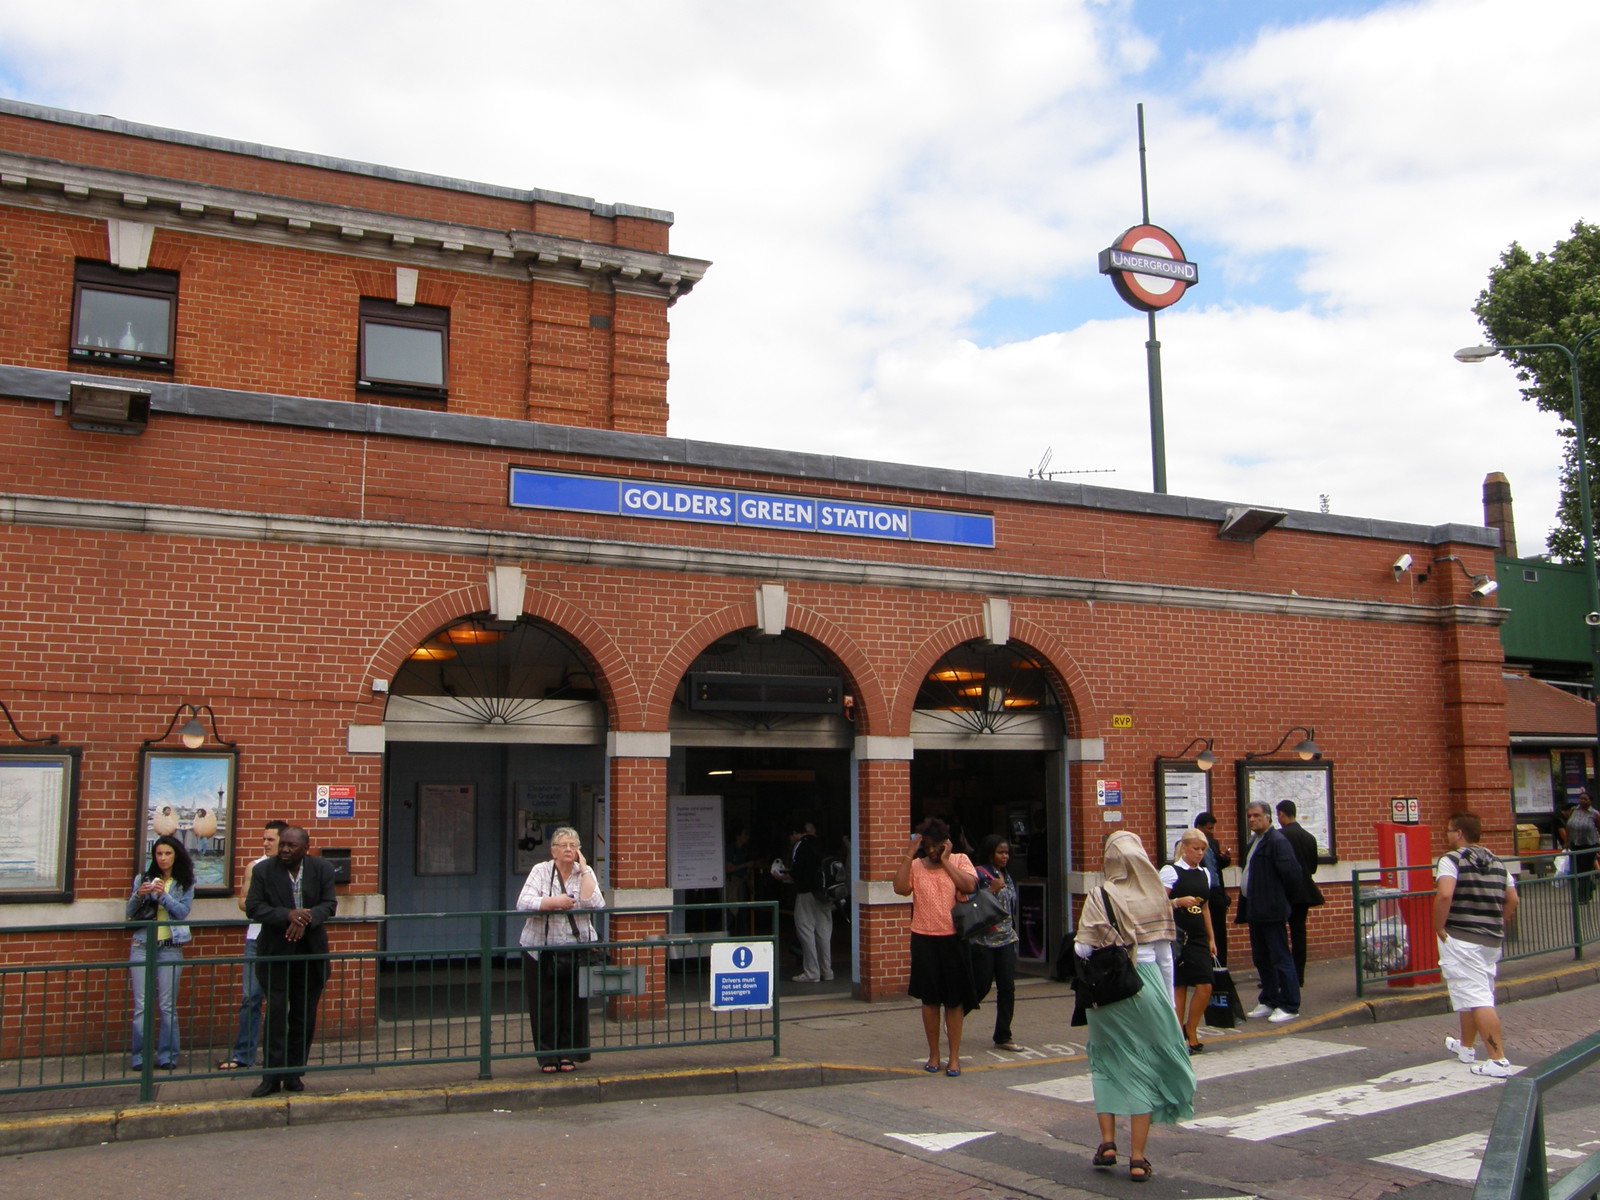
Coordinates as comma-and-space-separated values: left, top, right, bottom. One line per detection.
1071, 888, 1143, 1009
951, 873, 1009, 939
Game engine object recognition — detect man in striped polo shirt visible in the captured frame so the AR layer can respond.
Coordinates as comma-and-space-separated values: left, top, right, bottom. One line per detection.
1433, 812, 1518, 1077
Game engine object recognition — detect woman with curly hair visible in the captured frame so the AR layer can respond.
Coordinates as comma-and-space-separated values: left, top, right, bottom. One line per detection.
127, 833, 195, 1070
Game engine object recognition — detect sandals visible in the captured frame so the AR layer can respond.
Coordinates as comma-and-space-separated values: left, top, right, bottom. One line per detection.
215, 1060, 246, 1071
557, 1059, 578, 1073
1092, 1142, 1117, 1168
995, 1042, 1023, 1053
1129, 1158, 1153, 1182
540, 1063, 560, 1074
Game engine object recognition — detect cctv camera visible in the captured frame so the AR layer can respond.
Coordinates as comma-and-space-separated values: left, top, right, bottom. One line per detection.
1586, 612, 1600, 628
1392, 553, 1413, 580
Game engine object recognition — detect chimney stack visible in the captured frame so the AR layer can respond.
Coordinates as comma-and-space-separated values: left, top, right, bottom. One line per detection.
1483, 472, 1517, 559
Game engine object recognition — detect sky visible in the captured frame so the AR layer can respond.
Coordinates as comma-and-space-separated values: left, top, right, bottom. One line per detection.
3, 0, 1595, 555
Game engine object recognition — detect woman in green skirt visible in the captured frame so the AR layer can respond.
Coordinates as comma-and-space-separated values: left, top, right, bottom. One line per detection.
1073, 830, 1196, 1181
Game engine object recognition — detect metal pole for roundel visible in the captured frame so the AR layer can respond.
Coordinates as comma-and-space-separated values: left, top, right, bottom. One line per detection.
1138, 104, 1167, 494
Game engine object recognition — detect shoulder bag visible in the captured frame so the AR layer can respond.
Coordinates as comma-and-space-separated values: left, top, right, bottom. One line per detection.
951, 870, 1009, 939
1071, 887, 1144, 1008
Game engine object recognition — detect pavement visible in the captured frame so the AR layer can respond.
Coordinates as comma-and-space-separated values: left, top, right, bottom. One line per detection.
2, 949, 1596, 1158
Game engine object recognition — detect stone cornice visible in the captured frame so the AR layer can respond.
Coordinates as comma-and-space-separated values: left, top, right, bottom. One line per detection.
0, 364, 1503, 554
0, 151, 711, 302
0, 492, 1508, 630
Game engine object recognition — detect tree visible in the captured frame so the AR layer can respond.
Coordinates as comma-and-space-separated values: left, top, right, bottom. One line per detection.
1473, 220, 1600, 562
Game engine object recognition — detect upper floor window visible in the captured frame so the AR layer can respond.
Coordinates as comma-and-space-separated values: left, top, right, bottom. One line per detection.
70, 262, 178, 372
358, 299, 449, 401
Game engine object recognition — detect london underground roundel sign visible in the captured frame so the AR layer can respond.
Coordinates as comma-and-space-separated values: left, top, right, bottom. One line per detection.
1097, 223, 1199, 313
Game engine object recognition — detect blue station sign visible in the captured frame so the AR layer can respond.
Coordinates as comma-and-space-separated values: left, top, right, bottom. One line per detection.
509, 468, 995, 549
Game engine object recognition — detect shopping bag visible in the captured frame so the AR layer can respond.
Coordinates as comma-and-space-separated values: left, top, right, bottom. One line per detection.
1205, 962, 1242, 1028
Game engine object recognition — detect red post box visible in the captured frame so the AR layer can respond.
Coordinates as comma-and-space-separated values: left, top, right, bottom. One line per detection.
1375, 822, 1439, 987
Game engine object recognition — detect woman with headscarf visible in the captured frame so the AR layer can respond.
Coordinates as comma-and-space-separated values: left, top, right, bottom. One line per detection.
1075, 830, 1196, 1182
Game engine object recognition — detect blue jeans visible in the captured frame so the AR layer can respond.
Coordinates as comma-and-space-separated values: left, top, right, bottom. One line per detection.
129, 940, 183, 1068
228, 938, 263, 1066
1248, 920, 1299, 1014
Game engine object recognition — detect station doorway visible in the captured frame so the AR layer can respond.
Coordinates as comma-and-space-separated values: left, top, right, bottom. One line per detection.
379, 617, 608, 960
668, 628, 855, 982
910, 638, 1069, 968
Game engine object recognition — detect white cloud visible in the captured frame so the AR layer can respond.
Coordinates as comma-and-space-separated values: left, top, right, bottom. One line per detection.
1, 0, 1592, 552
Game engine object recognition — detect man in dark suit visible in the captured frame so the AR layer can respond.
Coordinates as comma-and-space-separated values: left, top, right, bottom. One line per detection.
245, 825, 337, 1096
1276, 800, 1324, 987
1194, 811, 1232, 967
1236, 800, 1303, 1022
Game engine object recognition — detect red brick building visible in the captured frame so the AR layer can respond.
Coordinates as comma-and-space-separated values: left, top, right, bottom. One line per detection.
0, 99, 1510, 1000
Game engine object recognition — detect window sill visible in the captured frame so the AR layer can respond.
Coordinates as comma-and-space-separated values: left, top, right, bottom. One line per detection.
355, 380, 447, 404
68, 349, 174, 373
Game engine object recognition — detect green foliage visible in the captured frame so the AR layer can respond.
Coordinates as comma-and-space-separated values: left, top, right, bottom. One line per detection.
1473, 220, 1600, 562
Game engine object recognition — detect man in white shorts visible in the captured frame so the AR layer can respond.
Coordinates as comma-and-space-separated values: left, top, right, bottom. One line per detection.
1433, 811, 1518, 1077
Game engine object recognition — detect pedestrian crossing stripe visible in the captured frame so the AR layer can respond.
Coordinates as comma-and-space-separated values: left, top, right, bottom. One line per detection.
886, 1131, 995, 1152
1010, 1036, 1360, 1104
1372, 1132, 1585, 1184
1183, 1060, 1502, 1141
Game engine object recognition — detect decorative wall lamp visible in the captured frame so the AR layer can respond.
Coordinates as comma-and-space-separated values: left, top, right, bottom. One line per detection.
1245, 726, 1319, 761
1417, 555, 1498, 597
1162, 736, 1215, 771
141, 703, 236, 750
63, 380, 151, 435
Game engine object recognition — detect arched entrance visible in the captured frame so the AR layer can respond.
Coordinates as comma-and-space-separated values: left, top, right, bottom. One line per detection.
910, 638, 1069, 968
668, 627, 855, 982
381, 616, 608, 955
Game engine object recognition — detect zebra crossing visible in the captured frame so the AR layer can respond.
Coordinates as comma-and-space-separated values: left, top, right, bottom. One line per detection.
1008, 1034, 1595, 1185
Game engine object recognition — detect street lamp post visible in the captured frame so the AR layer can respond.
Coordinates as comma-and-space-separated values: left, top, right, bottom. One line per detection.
1457, 330, 1600, 779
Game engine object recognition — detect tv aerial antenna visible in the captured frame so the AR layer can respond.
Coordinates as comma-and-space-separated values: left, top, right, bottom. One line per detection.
1028, 447, 1117, 481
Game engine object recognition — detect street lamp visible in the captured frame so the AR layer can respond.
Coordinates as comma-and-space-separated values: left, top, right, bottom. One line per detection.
1457, 330, 1600, 775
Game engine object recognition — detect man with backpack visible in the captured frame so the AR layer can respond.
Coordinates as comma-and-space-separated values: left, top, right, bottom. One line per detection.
784, 816, 834, 982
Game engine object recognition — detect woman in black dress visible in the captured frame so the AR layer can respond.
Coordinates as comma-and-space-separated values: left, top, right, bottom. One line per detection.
1160, 829, 1216, 1053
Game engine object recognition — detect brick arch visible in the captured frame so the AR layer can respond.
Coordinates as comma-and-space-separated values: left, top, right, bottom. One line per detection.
645, 600, 889, 734
892, 612, 1097, 737
358, 582, 644, 730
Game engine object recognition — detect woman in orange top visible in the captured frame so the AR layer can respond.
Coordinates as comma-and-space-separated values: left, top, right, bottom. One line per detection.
893, 817, 980, 1076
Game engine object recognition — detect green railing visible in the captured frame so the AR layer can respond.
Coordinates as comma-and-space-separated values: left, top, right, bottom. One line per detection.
1474, 1029, 1600, 1200
0, 902, 779, 1103
1353, 859, 1600, 997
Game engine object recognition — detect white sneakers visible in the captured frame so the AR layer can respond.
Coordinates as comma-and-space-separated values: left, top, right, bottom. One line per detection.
1445, 1036, 1476, 1064
1471, 1058, 1516, 1078
791, 973, 820, 983
1246, 1003, 1298, 1022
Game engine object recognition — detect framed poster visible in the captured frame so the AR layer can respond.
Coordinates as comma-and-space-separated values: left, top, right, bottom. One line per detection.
1155, 760, 1212, 864
0, 747, 82, 903
140, 749, 238, 897
417, 782, 476, 876
1235, 760, 1336, 864
1511, 754, 1555, 815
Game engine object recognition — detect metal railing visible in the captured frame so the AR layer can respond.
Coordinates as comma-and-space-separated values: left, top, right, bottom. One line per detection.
1474, 1029, 1600, 1200
1353, 858, 1600, 997
0, 902, 779, 1103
